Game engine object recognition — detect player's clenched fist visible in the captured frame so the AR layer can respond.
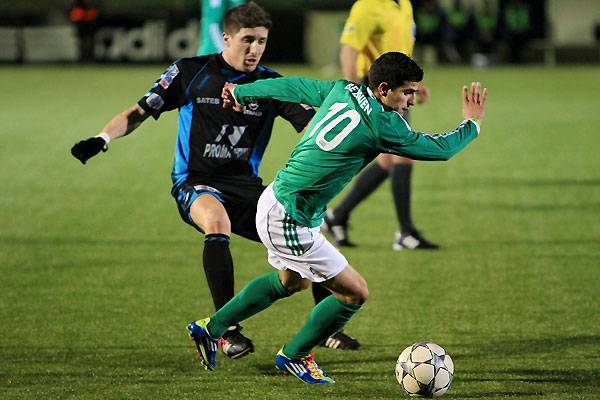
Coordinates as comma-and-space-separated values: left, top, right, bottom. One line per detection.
221, 82, 244, 112
71, 136, 108, 164
462, 81, 488, 124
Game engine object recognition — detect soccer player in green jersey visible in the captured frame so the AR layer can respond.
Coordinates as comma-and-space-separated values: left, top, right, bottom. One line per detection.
187, 52, 488, 384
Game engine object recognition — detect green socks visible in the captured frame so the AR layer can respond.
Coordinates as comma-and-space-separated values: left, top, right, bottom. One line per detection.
207, 272, 291, 338
283, 295, 362, 358
205, 271, 362, 358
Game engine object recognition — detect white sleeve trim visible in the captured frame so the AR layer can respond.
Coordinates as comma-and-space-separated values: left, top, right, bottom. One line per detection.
394, 111, 413, 131
230, 86, 239, 105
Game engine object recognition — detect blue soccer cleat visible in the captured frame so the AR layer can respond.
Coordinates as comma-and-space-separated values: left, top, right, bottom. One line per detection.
275, 348, 335, 384
187, 318, 218, 371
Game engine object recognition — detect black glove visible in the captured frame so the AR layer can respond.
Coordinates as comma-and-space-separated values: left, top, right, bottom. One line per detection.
71, 136, 108, 164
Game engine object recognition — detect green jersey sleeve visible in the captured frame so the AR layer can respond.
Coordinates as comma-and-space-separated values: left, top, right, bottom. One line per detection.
233, 77, 337, 108
377, 112, 480, 161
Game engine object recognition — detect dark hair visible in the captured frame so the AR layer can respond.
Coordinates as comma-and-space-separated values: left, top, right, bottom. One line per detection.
368, 52, 423, 90
223, 2, 272, 34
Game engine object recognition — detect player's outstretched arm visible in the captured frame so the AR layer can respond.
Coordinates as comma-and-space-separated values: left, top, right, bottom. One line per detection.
71, 105, 149, 164
462, 81, 488, 124
380, 82, 489, 161
223, 77, 337, 108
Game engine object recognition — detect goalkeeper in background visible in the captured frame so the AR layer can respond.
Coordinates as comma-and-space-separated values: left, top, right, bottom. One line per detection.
323, 0, 438, 251
188, 52, 488, 384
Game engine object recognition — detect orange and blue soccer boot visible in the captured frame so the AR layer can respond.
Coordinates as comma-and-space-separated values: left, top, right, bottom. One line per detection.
275, 348, 335, 384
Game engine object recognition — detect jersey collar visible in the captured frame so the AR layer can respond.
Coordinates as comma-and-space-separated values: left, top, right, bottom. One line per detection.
217, 53, 259, 83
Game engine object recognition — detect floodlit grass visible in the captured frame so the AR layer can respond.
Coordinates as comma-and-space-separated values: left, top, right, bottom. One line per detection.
1, 64, 599, 399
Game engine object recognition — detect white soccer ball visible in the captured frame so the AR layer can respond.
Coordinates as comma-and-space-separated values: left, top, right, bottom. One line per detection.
395, 342, 454, 397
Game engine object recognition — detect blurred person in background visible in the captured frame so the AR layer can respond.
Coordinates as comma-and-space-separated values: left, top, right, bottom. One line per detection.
197, 0, 246, 56
324, 0, 438, 254
68, 0, 99, 62
503, 0, 531, 63
472, 0, 499, 67
446, 0, 476, 63
415, 0, 448, 63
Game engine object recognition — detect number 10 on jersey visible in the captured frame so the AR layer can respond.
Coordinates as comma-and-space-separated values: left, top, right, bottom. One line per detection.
308, 102, 361, 151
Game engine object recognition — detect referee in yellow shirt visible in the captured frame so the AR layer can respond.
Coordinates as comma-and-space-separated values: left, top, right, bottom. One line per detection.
323, 0, 439, 251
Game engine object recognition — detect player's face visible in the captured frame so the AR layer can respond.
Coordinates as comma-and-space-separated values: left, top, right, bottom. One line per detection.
379, 81, 419, 115
222, 27, 269, 72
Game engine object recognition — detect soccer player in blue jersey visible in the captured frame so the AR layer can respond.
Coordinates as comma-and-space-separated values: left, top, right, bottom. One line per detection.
70, 2, 359, 359
187, 52, 488, 383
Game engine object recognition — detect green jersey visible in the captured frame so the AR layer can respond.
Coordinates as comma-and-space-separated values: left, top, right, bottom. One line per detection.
197, 0, 246, 56
234, 77, 480, 227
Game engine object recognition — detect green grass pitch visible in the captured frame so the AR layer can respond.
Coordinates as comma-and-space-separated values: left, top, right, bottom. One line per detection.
1, 63, 599, 399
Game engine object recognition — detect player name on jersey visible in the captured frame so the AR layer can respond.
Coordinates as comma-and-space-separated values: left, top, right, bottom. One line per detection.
345, 83, 373, 115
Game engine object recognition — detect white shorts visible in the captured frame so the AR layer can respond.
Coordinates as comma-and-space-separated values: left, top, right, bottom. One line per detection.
256, 184, 348, 283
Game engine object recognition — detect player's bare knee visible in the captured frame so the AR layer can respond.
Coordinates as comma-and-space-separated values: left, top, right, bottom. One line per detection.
279, 272, 310, 293
350, 273, 369, 304
283, 282, 309, 293
376, 154, 394, 171
190, 195, 231, 234
351, 280, 369, 304
203, 215, 231, 234
336, 289, 368, 305
392, 155, 414, 165
336, 279, 368, 304
193, 208, 231, 234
